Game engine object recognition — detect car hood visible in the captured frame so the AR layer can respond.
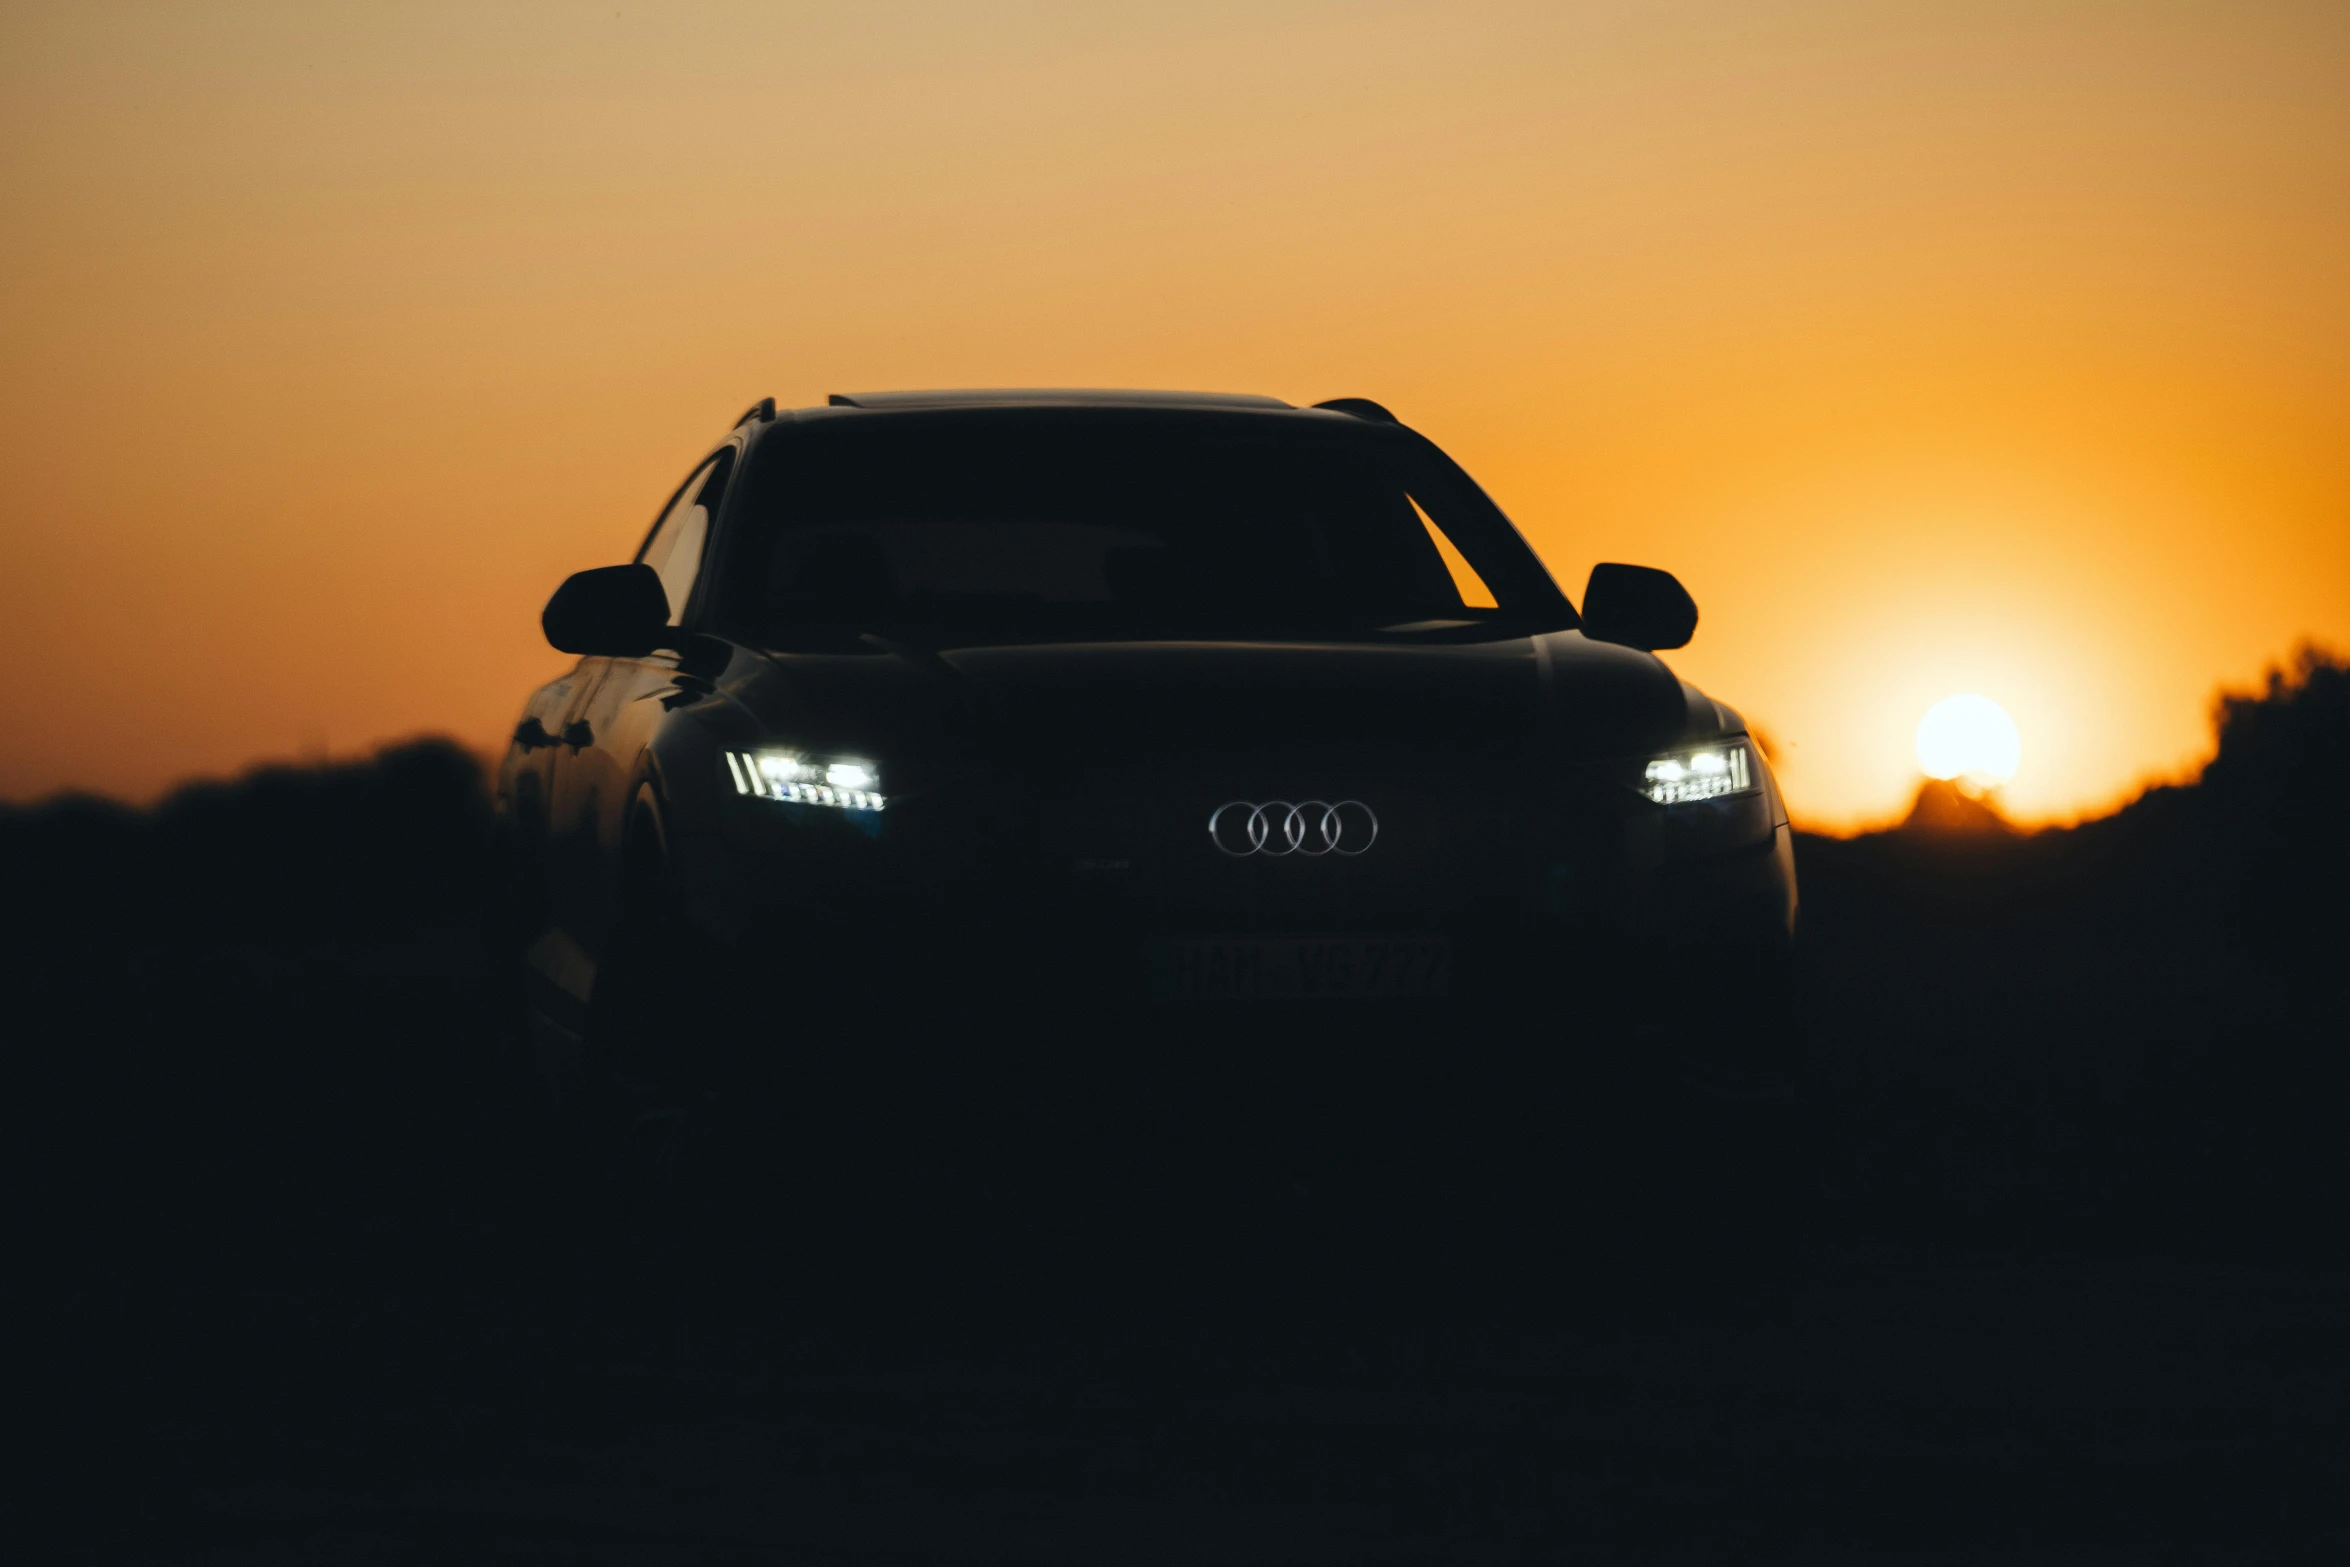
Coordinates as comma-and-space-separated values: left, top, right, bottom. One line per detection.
722, 631, 1693, 771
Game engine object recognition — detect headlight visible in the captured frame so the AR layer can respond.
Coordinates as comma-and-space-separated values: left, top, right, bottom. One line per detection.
723, 749, 886, 812
1642, 741, 1757, 805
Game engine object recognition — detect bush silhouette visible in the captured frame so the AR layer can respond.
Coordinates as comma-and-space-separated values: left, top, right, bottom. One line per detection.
2, 738, 492, 957
2199, 643, 2349, 966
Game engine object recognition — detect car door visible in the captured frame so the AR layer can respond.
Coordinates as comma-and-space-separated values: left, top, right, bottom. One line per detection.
546, 446, 736, 953
502, 661, 600, 901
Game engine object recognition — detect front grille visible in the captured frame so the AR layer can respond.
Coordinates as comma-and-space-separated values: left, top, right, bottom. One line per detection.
1029, 760, 1529, 932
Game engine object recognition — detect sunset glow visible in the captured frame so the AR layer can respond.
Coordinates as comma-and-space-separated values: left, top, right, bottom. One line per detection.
1, 4, 2345, 828
1915, 695, 2022, 791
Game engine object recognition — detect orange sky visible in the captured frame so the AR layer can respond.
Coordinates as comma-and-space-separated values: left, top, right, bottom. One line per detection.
4, 1, 2345, 828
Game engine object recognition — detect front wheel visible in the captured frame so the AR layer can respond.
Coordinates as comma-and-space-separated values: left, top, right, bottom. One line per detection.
567, 801, 806, 1393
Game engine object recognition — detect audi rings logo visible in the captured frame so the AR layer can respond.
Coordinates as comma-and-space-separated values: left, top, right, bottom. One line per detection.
1208, 800, 1379, 858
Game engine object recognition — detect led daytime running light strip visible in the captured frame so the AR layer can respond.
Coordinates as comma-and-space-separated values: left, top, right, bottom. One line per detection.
1643, 744, 1753, 805
725, 750, 886, 812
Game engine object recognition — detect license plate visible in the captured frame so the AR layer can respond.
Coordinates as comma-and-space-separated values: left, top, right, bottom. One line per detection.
1157, 936, 1451, 999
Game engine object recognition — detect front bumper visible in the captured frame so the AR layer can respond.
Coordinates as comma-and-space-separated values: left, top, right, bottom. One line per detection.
687, 760, 1797, 1008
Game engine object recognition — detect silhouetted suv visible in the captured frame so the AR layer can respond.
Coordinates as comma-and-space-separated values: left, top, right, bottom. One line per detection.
500, 390, 1795, 1087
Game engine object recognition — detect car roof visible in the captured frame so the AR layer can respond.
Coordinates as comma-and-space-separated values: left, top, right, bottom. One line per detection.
821, 388, 1294, 412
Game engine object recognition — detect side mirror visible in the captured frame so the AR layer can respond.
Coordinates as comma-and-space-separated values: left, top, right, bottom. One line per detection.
542, 564, 670, 656
1579, 563, 1697, 651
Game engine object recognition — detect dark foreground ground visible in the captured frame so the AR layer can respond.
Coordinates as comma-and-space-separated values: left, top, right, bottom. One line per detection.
17, 653, 2348, 1561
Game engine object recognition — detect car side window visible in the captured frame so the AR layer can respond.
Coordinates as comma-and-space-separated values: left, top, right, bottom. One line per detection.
1410, 494, 1498, 609
637, 451, 734, 626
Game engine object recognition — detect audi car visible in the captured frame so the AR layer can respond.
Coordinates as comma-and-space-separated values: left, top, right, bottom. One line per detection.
500, 389, 1796, 1084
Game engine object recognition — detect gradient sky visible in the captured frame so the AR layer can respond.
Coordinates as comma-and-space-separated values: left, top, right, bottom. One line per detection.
4, 1, 2344, 827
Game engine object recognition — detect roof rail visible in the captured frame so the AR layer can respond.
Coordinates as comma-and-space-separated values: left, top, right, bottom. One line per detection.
733, 396, 776, 428
1312, 397, 1398, 424
827, 389, 1291, 411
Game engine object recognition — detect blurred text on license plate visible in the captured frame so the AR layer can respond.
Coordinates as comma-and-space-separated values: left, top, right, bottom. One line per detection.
1161, 936, 1450, 999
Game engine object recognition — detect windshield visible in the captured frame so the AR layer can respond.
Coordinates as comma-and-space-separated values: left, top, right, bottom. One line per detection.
716, 411, 1560, 644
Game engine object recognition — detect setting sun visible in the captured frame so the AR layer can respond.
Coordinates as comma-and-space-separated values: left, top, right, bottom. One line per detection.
1915, 694, 2021, 790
